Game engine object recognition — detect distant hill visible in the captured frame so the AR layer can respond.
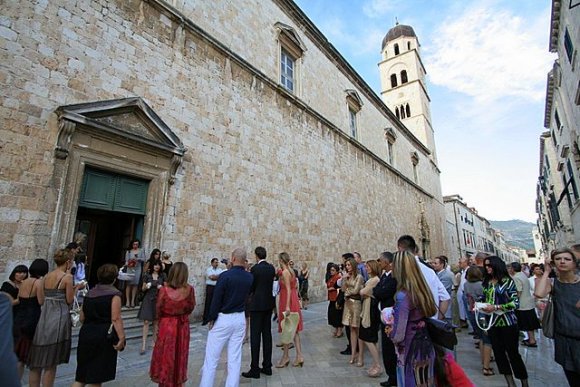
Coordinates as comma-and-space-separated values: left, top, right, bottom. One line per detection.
489, 220, 535, 250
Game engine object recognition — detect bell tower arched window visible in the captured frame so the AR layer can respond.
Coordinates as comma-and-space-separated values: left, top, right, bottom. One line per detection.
407, 42, 411, 50
395, 107, 400, 119
401, 70, 408, 84
394, 43, 400, 55
400, 105, 406, 119
390, 74, 397, 88
406, 103, 411, 117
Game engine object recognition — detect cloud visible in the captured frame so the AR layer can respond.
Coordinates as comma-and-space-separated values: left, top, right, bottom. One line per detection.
424, 4, 554, 103
362, 0, 399, 19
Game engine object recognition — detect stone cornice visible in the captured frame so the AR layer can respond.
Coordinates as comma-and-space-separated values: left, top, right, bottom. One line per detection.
549, 0, 562, 52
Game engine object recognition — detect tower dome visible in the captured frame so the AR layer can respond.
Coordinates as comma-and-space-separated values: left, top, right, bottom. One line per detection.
381, 24, 416, 51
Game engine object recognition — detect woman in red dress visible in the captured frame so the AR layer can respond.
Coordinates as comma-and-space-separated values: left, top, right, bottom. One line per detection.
276, 252, 304, 368
150, 262, 195, 387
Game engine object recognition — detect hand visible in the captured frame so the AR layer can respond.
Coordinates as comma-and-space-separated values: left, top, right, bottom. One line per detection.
384, 325, 393, 336
113, 338, 126, 352
157, 284, 162, 289
544, 257, 553, 274
482, 304, 496, 313
146, 282, 152, 289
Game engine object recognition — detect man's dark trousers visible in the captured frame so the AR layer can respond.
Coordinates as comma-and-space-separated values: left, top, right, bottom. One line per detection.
248, 260, 276, 373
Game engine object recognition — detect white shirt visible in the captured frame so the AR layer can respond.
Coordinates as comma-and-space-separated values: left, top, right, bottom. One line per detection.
415, 257, 451, 318
206, 266, 224, 286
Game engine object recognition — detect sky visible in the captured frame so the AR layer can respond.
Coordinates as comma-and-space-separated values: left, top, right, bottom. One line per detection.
293, 0, 556, 222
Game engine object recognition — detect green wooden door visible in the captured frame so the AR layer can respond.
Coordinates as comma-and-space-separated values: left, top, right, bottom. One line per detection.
79, 168, 149, 215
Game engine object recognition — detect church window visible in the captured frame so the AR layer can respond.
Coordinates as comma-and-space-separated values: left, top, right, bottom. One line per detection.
275, 22, 306, 95
411, 151, 419, 184
395, 107, 400, 119
384, 127, 397, 166
345, 89, 363, 139
564, 28, 574, 64
400, 105, 406, 119
390, 74, 398, 88
394, 43, 400, 55
405, 103, 411, 117
401, 70, 408, 84
407, 42, 411, 50
280, 49, 295, 92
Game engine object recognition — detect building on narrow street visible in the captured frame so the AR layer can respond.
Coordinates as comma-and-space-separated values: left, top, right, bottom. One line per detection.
536, 0, 580, 253
0, 0, 448, 313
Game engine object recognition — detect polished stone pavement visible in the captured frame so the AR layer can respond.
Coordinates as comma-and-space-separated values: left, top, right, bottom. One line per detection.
39, 301, 567, 386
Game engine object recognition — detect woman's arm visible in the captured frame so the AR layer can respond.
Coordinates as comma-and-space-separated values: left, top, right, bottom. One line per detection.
391, 292, 410, 344
283, 270, 292, 311
534, 260, 553, 298
64, 274, 75, 305
498, 278, 519, 312
111, 295, 126, 351
37, 278, 45, 305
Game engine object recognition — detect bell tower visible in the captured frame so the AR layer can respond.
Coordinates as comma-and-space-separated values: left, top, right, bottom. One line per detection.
378, 24, 437, 163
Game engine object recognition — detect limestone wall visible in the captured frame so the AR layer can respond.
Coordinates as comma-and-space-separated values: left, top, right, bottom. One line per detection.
0, 0, 446, 314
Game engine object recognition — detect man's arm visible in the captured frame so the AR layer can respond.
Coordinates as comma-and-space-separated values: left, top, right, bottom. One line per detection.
207, 275, 226, 328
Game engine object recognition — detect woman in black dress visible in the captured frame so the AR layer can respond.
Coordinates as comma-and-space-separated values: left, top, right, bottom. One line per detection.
1, 264, 28, 300
137, 258, 166, 355
73, 264, 126, 386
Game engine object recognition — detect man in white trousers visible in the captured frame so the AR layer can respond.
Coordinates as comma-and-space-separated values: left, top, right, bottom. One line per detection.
200, 248, 253, 387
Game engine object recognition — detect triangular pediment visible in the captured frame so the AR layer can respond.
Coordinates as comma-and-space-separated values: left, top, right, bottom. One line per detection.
56, 97, 185, 157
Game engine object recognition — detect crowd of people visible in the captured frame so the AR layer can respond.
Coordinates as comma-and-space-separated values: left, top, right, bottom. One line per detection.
1, 236, 579, 387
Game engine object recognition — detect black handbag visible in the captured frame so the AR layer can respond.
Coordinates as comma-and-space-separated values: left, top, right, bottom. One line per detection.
336, 290, 345, 310
106, 323, 119, 345
425, 318, 457, 350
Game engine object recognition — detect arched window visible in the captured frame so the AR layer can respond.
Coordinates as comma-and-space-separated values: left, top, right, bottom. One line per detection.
401, 70, 408, 84
400, 105, 406, 119
407, 42, 411, 50
394, 43, 400, 55
406, 103, 411, 117
395, 107, 400, 119
390, 74, 398, 88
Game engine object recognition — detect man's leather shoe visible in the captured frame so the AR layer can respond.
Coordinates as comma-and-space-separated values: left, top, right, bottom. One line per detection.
260, 368, 272, 376
340, 348, 352, 355
241, 370, 260, 379
380, 379, 397, 386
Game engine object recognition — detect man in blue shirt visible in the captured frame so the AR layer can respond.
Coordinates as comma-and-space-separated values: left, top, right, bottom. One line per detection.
200, 248, 253, 387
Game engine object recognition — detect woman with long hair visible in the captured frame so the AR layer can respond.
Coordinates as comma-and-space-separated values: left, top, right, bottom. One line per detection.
138, 258, 166, 355
276, 252, 304, 368
358, 259, 382, 377
535, 248, 580, 387
326, 264, 343, 337
481, 256, 528, 387
73, 264, 126, 386
28, 249, 77, 387
150, 262, 196, 387
124, 239, 146, 308
13, 259, 47, 381
341, 257, 364, 365
389, 250, 437, 386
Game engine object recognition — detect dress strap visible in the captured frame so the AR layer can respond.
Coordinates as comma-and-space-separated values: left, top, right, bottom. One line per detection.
55, 274, 66, 290
29, 279, 38, 297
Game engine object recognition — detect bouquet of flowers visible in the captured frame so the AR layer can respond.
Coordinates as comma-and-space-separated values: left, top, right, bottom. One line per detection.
127, 259, 138, 268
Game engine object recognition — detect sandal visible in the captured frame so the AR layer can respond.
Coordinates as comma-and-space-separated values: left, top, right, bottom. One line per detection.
483, 367, 495, 376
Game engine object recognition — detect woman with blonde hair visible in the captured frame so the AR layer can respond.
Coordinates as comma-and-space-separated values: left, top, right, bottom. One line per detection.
276, 252, 304, 368
150, 262, 196, 387
389, 250, 437, 386
358, 259, 382, 377
342, 257, 364, 365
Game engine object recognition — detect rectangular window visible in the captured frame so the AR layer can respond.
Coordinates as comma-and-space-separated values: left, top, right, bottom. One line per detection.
555, 110, 562, 130
567, 159, 579, 200
412, 163, 418, 183
349, 107, 357, 138
564, 28, 574, 64
387, 141, 394, 164
280, 49, 295, 92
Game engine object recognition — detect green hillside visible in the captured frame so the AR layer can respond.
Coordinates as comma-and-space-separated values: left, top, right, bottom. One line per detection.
489, 220, 535, 250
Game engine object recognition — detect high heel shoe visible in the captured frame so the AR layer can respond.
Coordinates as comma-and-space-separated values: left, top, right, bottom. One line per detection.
367, 366, 383, 378
275, 359, 290, 368
293, 358, 304, 367
356, 361, 364, 367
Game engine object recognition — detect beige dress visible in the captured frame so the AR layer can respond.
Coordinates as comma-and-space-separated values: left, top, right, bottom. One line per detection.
341, 274, 364, 327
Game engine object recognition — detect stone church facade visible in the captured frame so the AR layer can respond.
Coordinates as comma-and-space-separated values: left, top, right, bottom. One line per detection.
0, 0, 446, 309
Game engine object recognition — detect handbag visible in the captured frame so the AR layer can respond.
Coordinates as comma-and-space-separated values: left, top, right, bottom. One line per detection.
336, 289, 345, 310
280, 312, 300, 345
425, 318, 457, 350
541, 293, 554, 339
70, 296, 81, 327
106, 323, 120, 345
136, 289, 146, 303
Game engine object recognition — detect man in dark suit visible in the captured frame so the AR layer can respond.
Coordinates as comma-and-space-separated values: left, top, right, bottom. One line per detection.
373, 251, 398, 386
242, 246, 276, 379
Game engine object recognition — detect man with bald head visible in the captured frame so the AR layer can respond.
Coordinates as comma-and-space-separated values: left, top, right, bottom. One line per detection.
200, 248, 253, 387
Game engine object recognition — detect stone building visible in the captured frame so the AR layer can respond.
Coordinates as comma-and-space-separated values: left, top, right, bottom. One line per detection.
0, 0, 446, 312
536, 0, 579, 253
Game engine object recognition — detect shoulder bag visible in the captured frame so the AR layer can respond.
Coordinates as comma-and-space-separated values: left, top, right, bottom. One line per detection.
425, 317, 457, 350
70, 296, 81, 327
541, 292, 554, 339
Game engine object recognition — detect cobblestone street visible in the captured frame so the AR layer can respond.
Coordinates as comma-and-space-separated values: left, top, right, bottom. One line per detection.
38, 301, 567, 387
